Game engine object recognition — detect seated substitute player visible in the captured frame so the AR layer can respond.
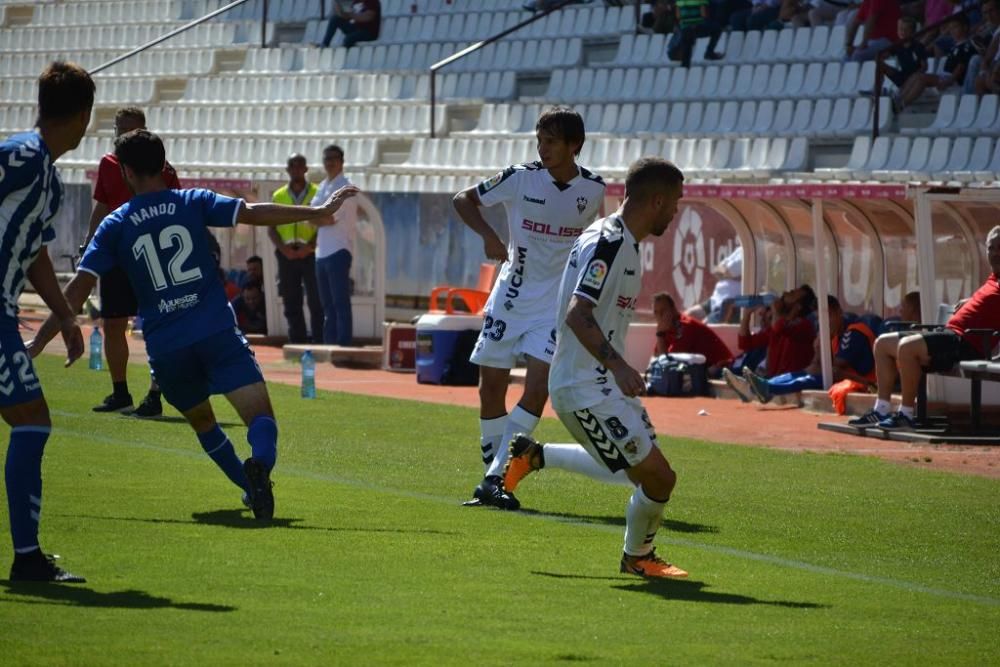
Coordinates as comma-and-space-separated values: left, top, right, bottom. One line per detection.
452, 106, 605, 509
504, 157, 690, 578
3, 61, 93, 583
29, 130, 359, 520
847, 226, 1000, 431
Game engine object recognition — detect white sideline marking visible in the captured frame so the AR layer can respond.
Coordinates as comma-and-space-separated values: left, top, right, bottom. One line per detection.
54, 424, 1000, 608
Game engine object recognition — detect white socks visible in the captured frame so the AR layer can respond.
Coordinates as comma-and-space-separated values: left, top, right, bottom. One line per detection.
479, 415, 506, 473
873, 398, 892, 415
624, 486, 666, 557
485, 405, 539, 479
544, 444, 633, 487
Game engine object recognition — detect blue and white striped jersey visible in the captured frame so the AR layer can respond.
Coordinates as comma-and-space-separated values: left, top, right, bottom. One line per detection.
0, 131, 62, 321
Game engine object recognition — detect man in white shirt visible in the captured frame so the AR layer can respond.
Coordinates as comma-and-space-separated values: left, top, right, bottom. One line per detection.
453, 107, 605, 509
311, 144, 357, 346
503, 157, 690, 579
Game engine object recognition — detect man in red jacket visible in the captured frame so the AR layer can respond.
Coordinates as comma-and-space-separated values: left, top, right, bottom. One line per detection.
849, 226, 1000, 431
734, 284, 817, 377
652, 292, 733, 378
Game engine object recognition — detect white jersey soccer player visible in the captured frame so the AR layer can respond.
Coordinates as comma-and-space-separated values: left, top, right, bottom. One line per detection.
502, 157, 691, 578
472, 162, 606, 362
453, 107, 605, 510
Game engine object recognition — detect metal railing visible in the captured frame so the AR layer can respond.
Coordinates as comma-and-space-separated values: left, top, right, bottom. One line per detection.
428, 0, 578, 138
871, 7, 975, 140
89, 0, 262, 75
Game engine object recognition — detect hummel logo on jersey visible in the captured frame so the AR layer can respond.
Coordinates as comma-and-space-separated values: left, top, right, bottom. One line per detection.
523, 195, 546, 205
601, 387, 612, 395
624, 268, 636, 276
504, 300, 514, 311
576, 197, 587, 214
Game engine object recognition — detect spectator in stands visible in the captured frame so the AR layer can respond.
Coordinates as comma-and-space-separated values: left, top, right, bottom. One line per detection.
895, 15, 977, 109
781, 0, 814, 27
652, 292, 734, 378
321, 0, 381, 49
311, 144, 358, 346
269, 153, 323, 344
899, 290, 922, 323
847, 227, 1000, 431
244, 255, 264, 287
878, 17, 929, 96
669, 0, 725, 66
231, 280, 268, 335
685, 245, 742, 324
845, 0, 902, 61
731, 284, 818, 380
641, 0, 677, 34
730, 0, 785, 30
968, 0, 1000, 93
725, 296, 877, 403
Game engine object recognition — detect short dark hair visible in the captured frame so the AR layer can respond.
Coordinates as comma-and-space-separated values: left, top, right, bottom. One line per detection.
115, 106, 146, 128
798, 284, 817, 315
37, 61, 95, 121
625, 157, 684, 203
287, 153, 307, 167
114, 129, 165, 178
535, 106, 586, 154
949, 14, 969, 28
242, 279, 263, 292
899, 16, 918, 29
247, 255, 263, 266
827, 294, 841, 310
903, 291, 921, 309
323, 144, 344, 160
652, 291, 676, 311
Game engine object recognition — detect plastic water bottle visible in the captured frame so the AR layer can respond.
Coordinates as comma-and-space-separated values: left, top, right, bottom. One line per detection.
300, 350, 316, 398
89, 326, 103, 370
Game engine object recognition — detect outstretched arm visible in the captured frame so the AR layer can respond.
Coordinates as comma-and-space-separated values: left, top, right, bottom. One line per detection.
237, 185, 359, 227
566, 295, 645, 397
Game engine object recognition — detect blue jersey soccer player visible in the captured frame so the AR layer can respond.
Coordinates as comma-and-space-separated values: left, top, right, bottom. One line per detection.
30, 129, 358, 523
2, 62, 94, 583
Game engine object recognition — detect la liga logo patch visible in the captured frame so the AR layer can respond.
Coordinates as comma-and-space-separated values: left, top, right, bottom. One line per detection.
580, 259, 608, 290
481, 171, 504, 192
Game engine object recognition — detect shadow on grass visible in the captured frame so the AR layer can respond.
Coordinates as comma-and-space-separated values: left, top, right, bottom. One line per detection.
532, 571, 826, 609
119, 414, 241, 427
517, 508, 718, 534
0, 583, 235, 612
57, 511, 458, 536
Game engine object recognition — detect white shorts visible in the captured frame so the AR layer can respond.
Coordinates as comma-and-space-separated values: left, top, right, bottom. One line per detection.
469, 313, 556, 369
557, 396, 658, 472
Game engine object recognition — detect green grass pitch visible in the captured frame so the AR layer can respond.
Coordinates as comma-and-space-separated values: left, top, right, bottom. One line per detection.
1, 355, 998, 665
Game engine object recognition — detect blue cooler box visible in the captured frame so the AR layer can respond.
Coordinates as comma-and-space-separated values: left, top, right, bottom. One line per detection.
415, 313, 483, 385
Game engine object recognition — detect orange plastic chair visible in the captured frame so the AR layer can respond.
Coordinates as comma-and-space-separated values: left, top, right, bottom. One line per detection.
429, 263, 497, 314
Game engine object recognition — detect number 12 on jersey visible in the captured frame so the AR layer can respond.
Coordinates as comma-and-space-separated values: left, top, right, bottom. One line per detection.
132, 224, 202, 291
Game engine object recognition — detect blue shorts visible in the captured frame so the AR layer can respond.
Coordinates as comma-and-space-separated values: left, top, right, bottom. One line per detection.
148, 327, 264, 413
0, 320, 43, 408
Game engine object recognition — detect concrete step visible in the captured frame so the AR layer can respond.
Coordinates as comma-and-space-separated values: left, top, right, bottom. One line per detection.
283, 344, 382, 368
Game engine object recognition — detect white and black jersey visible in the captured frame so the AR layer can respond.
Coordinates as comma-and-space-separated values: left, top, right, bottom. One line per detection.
549, 213, 641, 414
476, 161, 605, 321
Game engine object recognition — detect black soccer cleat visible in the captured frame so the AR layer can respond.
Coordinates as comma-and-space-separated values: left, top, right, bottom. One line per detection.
92, 392, 134, 413
243, 457, 274, 521
9, 549, 86, 583
466, 476, 520, 511
128, 393, 162, 418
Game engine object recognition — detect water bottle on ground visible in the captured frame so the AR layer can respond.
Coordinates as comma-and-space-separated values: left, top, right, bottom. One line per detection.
301, 350, 316, 398
89, 326, 103, 370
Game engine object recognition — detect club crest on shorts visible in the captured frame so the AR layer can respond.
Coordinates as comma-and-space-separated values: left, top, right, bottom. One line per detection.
581, 259, 608, 290
576, 196, 587, 214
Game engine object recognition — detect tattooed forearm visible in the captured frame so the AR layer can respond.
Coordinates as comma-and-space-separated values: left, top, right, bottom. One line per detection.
598, 341, 621, 363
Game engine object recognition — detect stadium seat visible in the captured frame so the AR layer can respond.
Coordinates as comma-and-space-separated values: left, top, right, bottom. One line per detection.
970, 95, 999, 134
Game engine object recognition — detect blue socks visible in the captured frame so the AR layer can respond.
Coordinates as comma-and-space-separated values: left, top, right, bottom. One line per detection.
246, 416, 278, 471
5, 426, 49, 553
197, 425, 248, 492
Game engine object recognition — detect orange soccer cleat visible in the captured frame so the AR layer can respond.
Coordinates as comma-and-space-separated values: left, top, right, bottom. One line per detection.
503, 434, 543, 492
619, 549, 689, 579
